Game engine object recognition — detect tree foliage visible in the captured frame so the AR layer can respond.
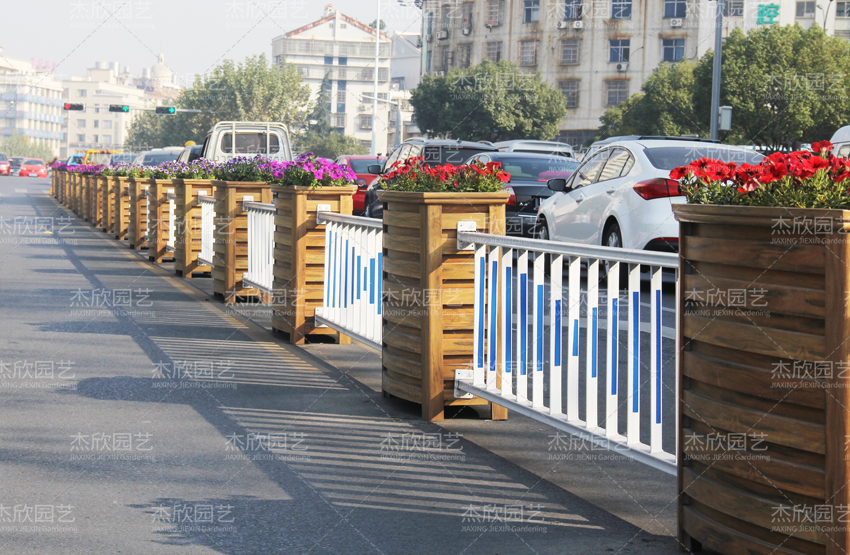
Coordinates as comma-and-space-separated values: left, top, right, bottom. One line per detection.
596, 24, 850, 150
0, 134, 56, 161
410, 60, 567, 142
126, 54, 312, 150
297, 131, 369, 159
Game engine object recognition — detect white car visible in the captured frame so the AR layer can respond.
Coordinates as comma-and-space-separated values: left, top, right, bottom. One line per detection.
536, 138, 764, 252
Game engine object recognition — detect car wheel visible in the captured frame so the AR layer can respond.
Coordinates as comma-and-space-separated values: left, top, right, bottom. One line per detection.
602, 221, 629, 286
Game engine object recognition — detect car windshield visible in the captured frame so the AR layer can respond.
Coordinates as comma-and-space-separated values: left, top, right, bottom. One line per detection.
421, 146, 494, 165
494, 156, 580, 181
10, 159, 22, 167
68, 155, 84, 164
0, 154, 7, 162
86, 152, 113, 165
111, 154, 136, 163
23, 160, 44, 166
221, 132, 281, 154
139, 153, 180, 166
643, 146, 764, 170
348, 158, 383, 173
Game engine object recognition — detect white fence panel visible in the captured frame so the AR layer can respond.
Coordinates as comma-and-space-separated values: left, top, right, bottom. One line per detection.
242, 201, 276, 293
198, 194, 215, 267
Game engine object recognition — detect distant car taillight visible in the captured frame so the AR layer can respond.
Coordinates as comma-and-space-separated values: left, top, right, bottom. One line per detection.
505, 186, 517, 206
633, 178, 682, 200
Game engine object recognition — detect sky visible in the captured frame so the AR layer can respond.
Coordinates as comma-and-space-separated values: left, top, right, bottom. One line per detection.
2, 0, 421, 85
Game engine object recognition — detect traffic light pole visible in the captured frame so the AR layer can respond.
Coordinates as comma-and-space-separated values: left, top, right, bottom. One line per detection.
710, 0, 724, 141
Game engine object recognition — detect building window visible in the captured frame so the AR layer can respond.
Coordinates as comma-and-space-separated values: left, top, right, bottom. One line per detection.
337, 80, 347, 90
323, 78, 333, 90
606, 80, 629, 106
564, 0, 583, 19
324, 56, 334, 65
360, 140, 372, 148
559, 80, 580, 108
796, 1, 815, 16
662, 38, 685, 62
379, 68, 389, 81
458, 43, 472, 68
77, 89, 87, 98
102, 120, 112, 129
461, 1, 474, 31
485, 42, 502, 62
102, 135, 112, 144
340, 23, 347, 28
664, 0, 686, 17
612, 0, 632, 18
333, 114, 345, 128
560, 39, 581, 64
336, 91, 346, 113
93, 120, 99, 128
360, 115, 373, 129
523, 0, 540, 22
609, 39, 630, 63
838, 1, 850, 16
486, 0, 504, 25
362, 68, 375, 81
273, 55, 282, 65
378, 93, 388, 100
519, 40, 538, 66
76, 134, 85, 142
93, 135, 99, 142
77, 119, 86, 128
723, 0, 744, 16
338, 57, 348, 66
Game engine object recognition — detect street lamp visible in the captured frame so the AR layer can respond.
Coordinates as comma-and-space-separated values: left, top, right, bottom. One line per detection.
709, 0, 725, 141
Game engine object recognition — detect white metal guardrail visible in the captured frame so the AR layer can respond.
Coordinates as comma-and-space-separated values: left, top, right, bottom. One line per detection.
166, 190, 176, 252
242, 201, 275, 293
456, 226, 679, 475
198, 193, 215, 267
314, 211, 383, 351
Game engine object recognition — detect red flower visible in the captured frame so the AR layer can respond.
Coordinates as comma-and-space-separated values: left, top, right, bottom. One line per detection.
812, 140, 834, 155
496, 171, 510, 183
735, 163, 765, 192
669, 166, 690, 180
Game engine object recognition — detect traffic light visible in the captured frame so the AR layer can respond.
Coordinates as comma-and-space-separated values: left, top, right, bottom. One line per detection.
63, 103, 84, 111
155, 106, 176, 115
108, 105, 130, 113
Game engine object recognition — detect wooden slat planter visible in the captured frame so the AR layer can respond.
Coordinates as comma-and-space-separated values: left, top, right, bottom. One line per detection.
674, 204, 850, 555
173, 178, 213, 278
211, 181, 273, 302
100, 176, 113, 233
377, 190, 510, 422
82, 175, 92, 221
69, 173, 78, 210
56, 172, 64, 202
271, 186, 356, 344
146, 179, 174, 263
90, 174, 103, 228
127, 177, 149, 250
112, 177, 131, 240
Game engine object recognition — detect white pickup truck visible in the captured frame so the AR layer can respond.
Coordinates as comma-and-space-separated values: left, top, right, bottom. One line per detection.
199, 121, 293, 162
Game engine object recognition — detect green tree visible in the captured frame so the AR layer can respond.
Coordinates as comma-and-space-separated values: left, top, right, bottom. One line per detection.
0, 133, 55, 161
596, 62, 701, 140
297, 131, 369, 159
368, 19, 387, 29
410, 60, 567, 142
126, 54, 312, 150
309, 73, 334, 136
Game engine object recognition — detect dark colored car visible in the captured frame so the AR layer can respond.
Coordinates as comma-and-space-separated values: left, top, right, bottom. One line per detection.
363, 138, 500, 219
0, 153, 9, 176
334, 155, 386, 215
111, 153, 138, 164
9, 157, 23, 173
465, 152, 580, 237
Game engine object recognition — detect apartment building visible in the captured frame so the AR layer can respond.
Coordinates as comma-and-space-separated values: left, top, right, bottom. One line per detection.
420, 0, 850, 150
0, 48, 65, 157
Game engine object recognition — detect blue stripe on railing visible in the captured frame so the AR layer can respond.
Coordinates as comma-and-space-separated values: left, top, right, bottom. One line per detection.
555, 300, 561, 366
477, 256, 485, 368
656, 289, 662, 424
356, 255, 361, 300
633, 290, 639, 413
377, 253, 382, 315
369, 259, 375, 304
506, 267, 512, 374
592, 307, 597, 378
344, 240, 349, 308
612, 297, 618, 395
572, 319, 578, 357
520, 273, 527, 376
351, 247, 356, 301
331, 231, 336, 308
490, 260, 498, 376
364, 266, 367, 292
537, 284, 543, 374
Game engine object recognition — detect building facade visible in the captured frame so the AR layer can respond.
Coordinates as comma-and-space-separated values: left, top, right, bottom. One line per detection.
271, 6, 396, 154
0, 48, 65, 157
420, 0, 850, 150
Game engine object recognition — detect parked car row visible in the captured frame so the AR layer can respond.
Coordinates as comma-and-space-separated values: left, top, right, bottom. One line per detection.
0, 155, 48, 178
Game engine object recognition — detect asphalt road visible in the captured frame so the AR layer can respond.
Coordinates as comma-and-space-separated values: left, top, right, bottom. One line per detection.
0, 175, 713, 554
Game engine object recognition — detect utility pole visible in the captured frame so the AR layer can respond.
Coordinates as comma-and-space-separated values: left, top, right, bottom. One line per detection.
372, 0, 380, 156
710, 0, 725, 141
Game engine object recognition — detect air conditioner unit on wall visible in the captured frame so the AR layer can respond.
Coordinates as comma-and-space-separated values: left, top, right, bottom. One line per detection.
616, 62, 629, 72
670, 18, 683, 27
573, 20, 584, 29
462, 27, 471, 35
437, 30, 448, 39
556, 21, 569, 29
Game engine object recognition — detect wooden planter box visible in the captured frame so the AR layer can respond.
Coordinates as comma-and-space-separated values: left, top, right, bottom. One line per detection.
127, 177, 149, 250
271, 186, 356, 344
90, 174, 103, 228
100, 176, 113, 233
112, 177, 131, 240
67, 173, 76, 209
173, 178, 213, 278
56, 172, 64, 202
82, 175, 92, 220
211, 181, 273, 302
146, 179, 174, 263
377, 190, 510, 421
674, 204, 850, 555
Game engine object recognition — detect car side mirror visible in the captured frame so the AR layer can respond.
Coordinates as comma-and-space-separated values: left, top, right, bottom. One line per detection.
367, 164, 383, 174
547, 178, 567, 192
